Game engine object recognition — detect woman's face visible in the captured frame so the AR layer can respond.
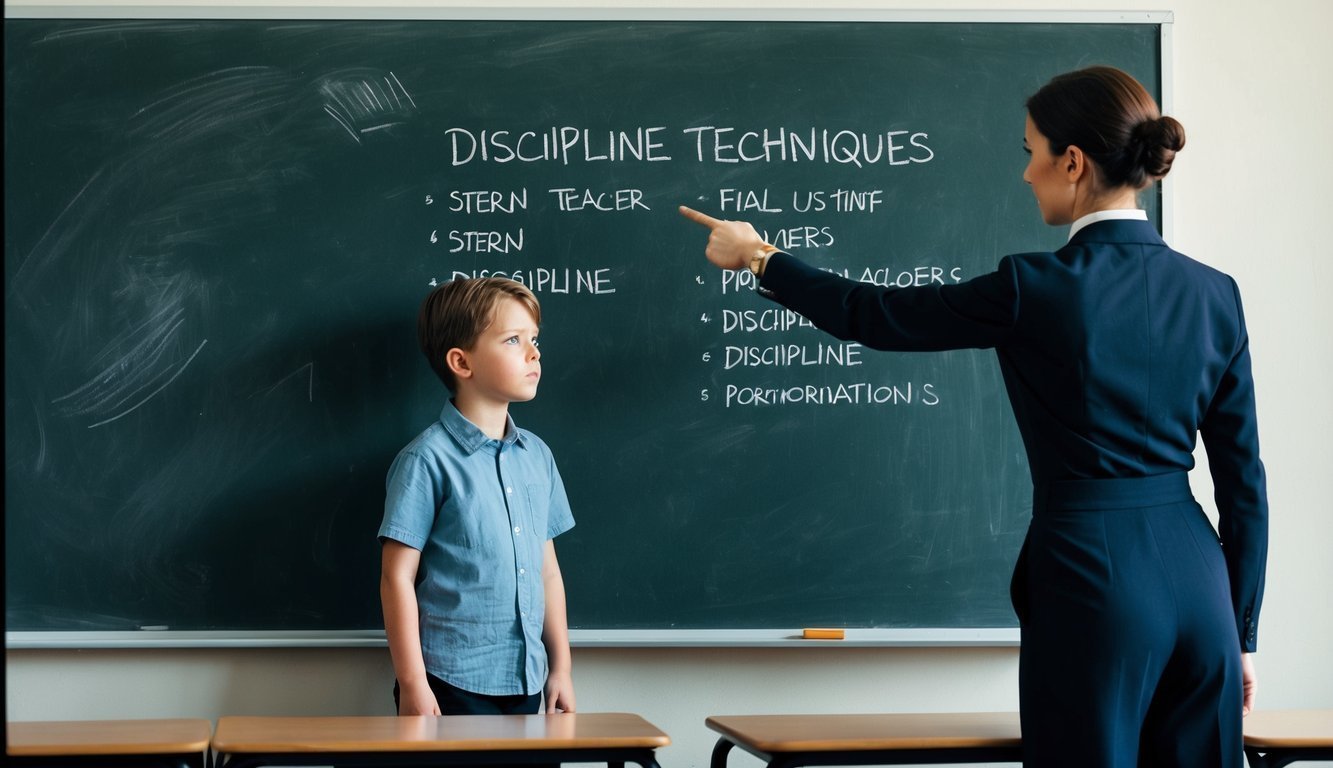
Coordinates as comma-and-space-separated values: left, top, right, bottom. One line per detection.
1022, 114, 1074, 226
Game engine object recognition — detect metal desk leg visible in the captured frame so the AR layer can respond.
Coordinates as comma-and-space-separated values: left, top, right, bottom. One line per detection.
1245, 747, 1333, 768
711, 739, 737, 768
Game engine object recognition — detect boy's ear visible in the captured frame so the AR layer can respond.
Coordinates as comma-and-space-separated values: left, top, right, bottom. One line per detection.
445, 347, 472, 381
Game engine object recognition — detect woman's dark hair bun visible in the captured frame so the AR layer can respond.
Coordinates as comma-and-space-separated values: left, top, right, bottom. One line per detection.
1130, 116, 1187, 183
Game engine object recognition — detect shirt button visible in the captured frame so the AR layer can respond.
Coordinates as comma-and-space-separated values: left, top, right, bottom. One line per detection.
519, 568, 526, 575
506, 487, 513, 494
514, 526, 521, 534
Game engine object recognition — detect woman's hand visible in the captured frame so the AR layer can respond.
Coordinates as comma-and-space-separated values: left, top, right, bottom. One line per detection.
1241, 652, 1257, 716
679, 206, 774, 271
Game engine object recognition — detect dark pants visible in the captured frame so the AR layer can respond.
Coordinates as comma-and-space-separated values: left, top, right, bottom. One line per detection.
394, 675, 552, 768
395, 673, 543, 715
1013, 472, 1243, 768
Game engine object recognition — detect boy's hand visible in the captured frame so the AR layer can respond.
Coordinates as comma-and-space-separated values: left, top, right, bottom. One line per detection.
679, 206, 773, 271
398, 680, 442, 716
544, 669, 576, 713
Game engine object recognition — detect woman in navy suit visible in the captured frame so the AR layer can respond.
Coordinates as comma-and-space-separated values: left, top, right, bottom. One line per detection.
683, 66, 1266, 768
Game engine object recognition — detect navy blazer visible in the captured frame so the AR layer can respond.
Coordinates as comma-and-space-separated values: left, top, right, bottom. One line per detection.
758, 218, 1268, 652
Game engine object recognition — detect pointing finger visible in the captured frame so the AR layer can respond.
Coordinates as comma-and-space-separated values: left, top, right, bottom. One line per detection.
679, 205, 723, 229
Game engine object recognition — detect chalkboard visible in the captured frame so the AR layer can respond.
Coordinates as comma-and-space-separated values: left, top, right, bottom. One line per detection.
4, 15, 1163, 640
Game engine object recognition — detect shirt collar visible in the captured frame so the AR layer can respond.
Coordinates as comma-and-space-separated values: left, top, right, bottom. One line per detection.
439, 400, 526, 455
1068, 208, 1148, 241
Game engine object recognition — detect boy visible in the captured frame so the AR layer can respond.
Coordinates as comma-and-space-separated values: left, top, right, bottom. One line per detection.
379, 277, 575, 716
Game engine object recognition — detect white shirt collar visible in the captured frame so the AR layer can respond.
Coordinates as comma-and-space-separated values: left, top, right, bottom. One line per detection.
1069, 209, 1148, 241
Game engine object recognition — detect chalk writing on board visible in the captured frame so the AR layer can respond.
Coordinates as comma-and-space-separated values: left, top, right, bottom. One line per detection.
436, 189, 528, 213
722, 343, 863, 369
426, 169, 966, 410
440, 229, 524, 253
440, 125, 936, 167
724, 382, 941, 408
796, 189, 886, 213
549, 188, 649, 212
441, 268, 617, 295
682, 126, 935, 166
721, 309, 817, 333
717, 266, 965, 296
445, 126, 673, 165
719, 188, 888, 214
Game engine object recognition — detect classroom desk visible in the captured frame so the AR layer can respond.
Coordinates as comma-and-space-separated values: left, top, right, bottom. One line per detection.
706, 713, 1022, 767
6, 718, 213, 768
1243, 709, 1333, 768
212, 712, 669, 768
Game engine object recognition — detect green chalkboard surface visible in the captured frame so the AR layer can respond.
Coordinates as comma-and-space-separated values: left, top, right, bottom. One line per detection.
5, 16, 1162, 638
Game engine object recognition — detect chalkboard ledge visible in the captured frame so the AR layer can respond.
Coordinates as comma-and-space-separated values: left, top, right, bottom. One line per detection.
5, 630, 389, 649
571, 629, 1019, 647
7, 628, 1019, 649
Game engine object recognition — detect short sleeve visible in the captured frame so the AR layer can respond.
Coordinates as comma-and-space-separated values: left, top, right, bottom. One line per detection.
544, 449, 575, 541
378, 450, 443, 550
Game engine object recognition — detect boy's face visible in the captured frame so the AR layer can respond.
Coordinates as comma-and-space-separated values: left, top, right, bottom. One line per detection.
455, 297, 541, 405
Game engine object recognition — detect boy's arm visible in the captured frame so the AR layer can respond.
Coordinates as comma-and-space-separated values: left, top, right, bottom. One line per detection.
541, 539, 575, 713
380, 539, 441, 716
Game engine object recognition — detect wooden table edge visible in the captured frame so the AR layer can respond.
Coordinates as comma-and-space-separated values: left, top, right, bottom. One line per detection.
1242, 709, 1333, 749
6, 718, 213, 757
210, 739, 673, 753
212, 713, 670, 754
1242, 736, 1333, 749
705, 713, 1022, 753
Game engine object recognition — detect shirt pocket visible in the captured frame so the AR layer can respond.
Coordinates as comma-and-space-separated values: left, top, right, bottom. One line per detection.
523, 482, 550, 537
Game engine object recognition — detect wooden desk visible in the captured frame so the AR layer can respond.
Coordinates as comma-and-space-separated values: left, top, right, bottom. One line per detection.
6, 718, 212, 768
212, 712, 669, 768
706, 713, 1022, 767
1244, 709, 1333, 768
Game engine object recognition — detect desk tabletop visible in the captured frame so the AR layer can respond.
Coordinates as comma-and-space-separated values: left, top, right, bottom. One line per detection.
706, 713, 1022, 752
1243, 709, 1333, 748
6, 718, 213, 757
213, 712, 670, 754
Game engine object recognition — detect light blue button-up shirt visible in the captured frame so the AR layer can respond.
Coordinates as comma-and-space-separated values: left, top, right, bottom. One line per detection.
379, 401, 575, 695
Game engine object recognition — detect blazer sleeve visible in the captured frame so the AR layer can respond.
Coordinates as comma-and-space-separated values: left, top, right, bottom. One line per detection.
757, 251, 1019, 351
1199, 279, 1269, 653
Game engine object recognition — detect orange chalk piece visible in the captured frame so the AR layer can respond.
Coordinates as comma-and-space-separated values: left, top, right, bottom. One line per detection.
802, 628, 845, 640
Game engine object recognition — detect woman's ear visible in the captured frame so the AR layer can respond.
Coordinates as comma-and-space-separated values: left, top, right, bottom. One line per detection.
445, 347, 472, 381
1064, 145, 1097, 185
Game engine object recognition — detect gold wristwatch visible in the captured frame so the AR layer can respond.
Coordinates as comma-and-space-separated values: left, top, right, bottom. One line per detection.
749, 246, 777, 277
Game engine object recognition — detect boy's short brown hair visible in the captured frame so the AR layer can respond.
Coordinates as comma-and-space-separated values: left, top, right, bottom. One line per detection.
418, 277, 541, 392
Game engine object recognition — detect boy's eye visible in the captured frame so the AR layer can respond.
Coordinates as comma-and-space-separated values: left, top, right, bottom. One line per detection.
531, 337, 540, 348
504, 336, 519, 345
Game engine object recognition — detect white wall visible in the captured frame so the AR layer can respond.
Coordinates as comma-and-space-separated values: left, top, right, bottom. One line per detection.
7, 2, 1333, 767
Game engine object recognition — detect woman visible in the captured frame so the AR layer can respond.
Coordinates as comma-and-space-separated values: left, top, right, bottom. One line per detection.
682, 66, 1266, 768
